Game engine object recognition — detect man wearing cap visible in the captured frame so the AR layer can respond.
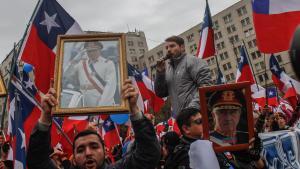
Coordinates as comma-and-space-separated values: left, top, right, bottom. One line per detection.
68, 41, 117, 107
209, 90, 248, 146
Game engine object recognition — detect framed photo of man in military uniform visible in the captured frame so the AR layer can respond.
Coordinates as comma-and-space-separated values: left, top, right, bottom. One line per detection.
53, 33, 129, 116
199, 82, 254, 152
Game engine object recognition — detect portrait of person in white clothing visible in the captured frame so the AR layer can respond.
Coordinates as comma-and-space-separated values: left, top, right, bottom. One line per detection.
61, 40, 118, 108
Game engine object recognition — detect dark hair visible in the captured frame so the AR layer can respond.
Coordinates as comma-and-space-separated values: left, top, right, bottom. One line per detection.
176, 107, 200, 134
73, 129, 104, 152
165, 36, 185, 46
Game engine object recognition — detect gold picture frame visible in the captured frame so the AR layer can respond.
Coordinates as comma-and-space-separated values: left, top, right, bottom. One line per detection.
0, 73, 7, 97
53, 33, 129, 116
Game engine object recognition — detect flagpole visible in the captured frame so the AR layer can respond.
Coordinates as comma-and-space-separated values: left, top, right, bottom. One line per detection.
264, 53, 269, 107
0, 0, 42, 130
113, 123, 123, 147
242, 40, 260, 91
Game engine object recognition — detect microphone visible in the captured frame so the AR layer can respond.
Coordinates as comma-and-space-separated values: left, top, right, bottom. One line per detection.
290, 26, 300, 79
152, 54, 171, 68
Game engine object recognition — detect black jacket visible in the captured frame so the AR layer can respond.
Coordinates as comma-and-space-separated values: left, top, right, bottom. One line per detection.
27, 116, 160, 169
164, 136, 195, 169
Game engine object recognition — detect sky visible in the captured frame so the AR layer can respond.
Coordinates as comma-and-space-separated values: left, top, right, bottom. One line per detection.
0, 0, 240, 62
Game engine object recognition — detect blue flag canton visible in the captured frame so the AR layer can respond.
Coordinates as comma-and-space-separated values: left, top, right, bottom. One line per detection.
238, 46, 250, 70
103, 117, 116, 132
202, 2, 213, 28
266, 87, 277, 98
269, 55, 283, 78
252, 0, 270, 14
128, 64, 143, 81
33, 0, 76, 49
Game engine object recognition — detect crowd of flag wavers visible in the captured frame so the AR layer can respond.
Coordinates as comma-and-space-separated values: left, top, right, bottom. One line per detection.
1, 0, 300, 168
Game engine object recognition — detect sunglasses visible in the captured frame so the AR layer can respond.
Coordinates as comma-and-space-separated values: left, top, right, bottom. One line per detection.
191, 118, 202, 125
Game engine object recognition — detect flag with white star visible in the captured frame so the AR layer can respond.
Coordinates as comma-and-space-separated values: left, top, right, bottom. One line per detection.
269, 54, 300, 95
101, 116, 121, 149
8, 65, 39, 169
236, 45, 255, 85
7, 0, 83, 167
20, 0, 82, 93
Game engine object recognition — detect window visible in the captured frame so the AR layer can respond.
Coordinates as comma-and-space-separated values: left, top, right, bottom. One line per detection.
234, 45, 242, 56
248, 39, 256, 48
157, 50, 163, 57
186, 33, 194, 42
215, 31, 223, 40
148, 55, 154, 63
189, 44, 197, 53
138, 41, 144, 47
229, 35, 239, 44
139, 49, 145, 54
223, 62, 232, 71
250, 51, 261, 60
276, 55, 282, 62
241, 17, 251, 27
128, 41, 134, 46
216, 41, 225, 50
213, 20, 219, 30
129, 49, 136, 54
131, 56, 138, 62
219, 51, 229, 60
207, 57, 215, 65
227, 25, 236, 34
237, 6, 247, 16
230, 73, 235, 80
258, 73, 269, 82
244, 28, 254, 37
255, 61, 265, 71
281, 66, 286, 72
223, 14, 232, 24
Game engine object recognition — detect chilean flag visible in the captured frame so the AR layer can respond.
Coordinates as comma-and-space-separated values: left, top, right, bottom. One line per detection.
8, 65, 40, 169
236, 46, 255, 84
102, 116, 121, 149
252, 0, 300, 53
128, 64, 165, 113
196, 0, 215, 59
17, 0, 82, 146
269, 54, 300, 95
253, 87, 278, 107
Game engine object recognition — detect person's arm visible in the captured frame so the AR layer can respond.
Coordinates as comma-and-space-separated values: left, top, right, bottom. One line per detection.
154, 60, 169, 97
188, 57, 212, 108
99, 61, 117, 105
27, 88, 58, 169
116, 79, 161, 169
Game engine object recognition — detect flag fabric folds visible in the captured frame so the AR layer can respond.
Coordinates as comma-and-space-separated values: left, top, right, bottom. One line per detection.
8, 65, 40, 169
236, 46, 255, 85
254, 87, 278, 107
19, 0, 82, 93
269, 54, 300, 95
196, 0, 215, 59
252, 0, 300, 53
7, 0, 82, 167
102, 116, 121, 149
128, 64, 165, 113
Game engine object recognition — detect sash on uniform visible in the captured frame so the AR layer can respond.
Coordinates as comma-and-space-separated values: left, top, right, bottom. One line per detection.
82, 60, 104, 94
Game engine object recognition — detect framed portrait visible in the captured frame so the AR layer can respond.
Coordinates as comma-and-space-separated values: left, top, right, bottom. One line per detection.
199, 82, 254, 152
0, 73, 7, 97
53, 33, 129, 116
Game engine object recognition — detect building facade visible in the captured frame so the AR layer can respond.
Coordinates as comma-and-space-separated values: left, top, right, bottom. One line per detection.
140, 0, 297, 86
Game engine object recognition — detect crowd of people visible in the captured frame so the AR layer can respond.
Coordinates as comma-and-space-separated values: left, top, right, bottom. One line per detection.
0, 35, 297, 169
